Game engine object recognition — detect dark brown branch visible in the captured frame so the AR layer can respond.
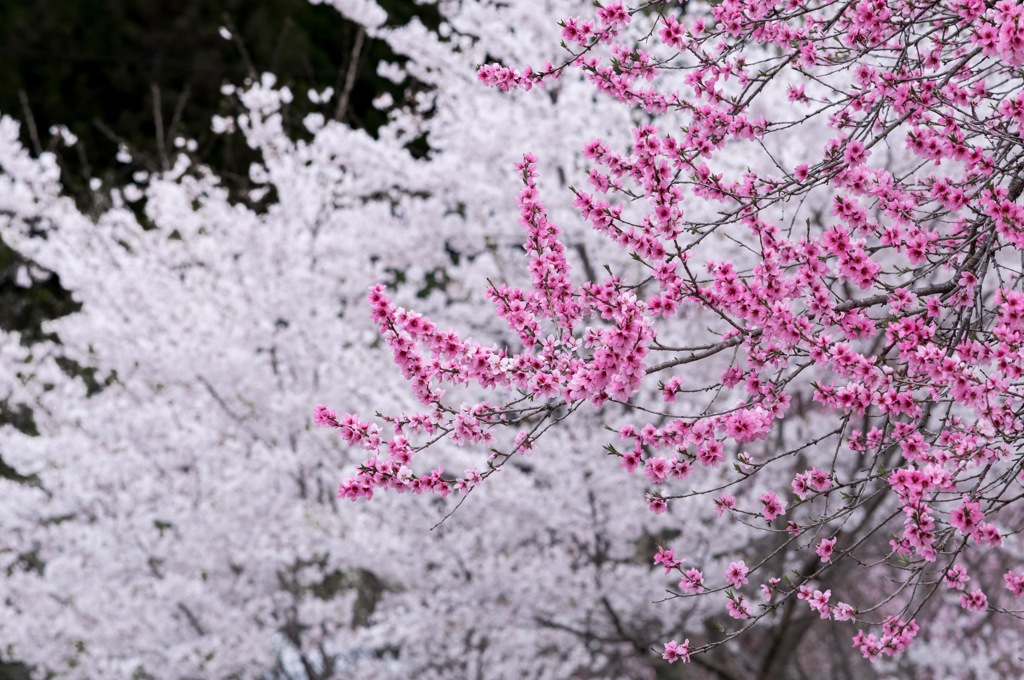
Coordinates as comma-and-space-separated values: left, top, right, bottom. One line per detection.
335, 27, 366, 121
17, 90, 42, 155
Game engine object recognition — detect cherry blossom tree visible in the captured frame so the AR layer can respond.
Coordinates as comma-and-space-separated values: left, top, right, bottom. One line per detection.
317, 0, 1024, 675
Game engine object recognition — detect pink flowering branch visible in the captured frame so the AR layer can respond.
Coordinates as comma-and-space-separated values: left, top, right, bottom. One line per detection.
319, 0, 1024, 668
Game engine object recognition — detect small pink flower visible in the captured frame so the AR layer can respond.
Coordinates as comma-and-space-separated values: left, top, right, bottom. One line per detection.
787, 84, 807, 103
313, 404, 338, 426
644, 457, 670, 482
653, 546, 682, 574
715, 494, 736, 516
679, 568, 705, 594
975, 522, 1002, 547
808, 588, 832, 619
833, 602, 856, 621
662, 639, 691, 664
959, 589, 988, 612
759, 492, 786, 521
1003, 570, 1024, 597
816, 537, 837, 563
808, 467, 831, 491
951, 496, 983, 535
945, 564, 970, 591
647, 493, 668, 515
726, 594, 752, 619
698, 440, 724, 467
792, 473, 810, 498
760, 577, 781, 601
726, 560, 749, 588
843, 139, 869, 166
662, 375, 684, 402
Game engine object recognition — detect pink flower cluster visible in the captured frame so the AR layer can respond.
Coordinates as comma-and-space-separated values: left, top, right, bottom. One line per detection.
662, 639, 690, 664
320, 0, 1024, 666
797, 585, 855, 621
852, 617, 919, 661
791, 467, 831, 499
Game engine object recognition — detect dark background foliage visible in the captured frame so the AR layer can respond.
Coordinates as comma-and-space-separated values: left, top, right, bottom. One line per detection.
0, 0, 437, 203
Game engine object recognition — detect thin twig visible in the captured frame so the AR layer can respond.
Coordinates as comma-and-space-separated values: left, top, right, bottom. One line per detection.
167, 84, 191, 146
431, 490, 471, 530
222, 13, 257, 80
151, 84, 167, 170
335, 27, 365, 121
17, 89, 42, 155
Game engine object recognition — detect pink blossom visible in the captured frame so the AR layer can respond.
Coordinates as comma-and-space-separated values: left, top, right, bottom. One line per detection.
945, 564, 970, 591
950, 496, 984, 536
807, 588, 831, 619
959, 589, 988, 612
647, 493, 668, 514
726, 560, 749, 588
852, 617, 919, 660
833, 602, 856, 621
726, 593, 752, 619
759, 492, 786, 521
761, 577, 781, 601
679, 568, 705, 594
715, 494, 736, 516
697, 440, 724, 467
653, 545, 682, 573
662, 639, 691, 664
1003, 570, 1024, 597
644, 456, 670, 482
662, 375, 684, 402
816, 537, 837, 563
